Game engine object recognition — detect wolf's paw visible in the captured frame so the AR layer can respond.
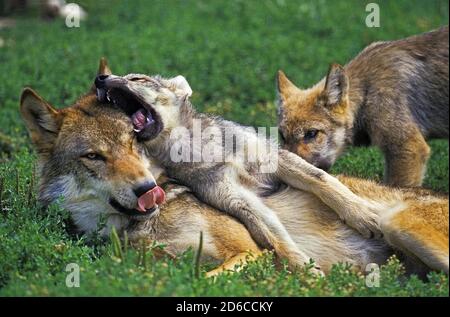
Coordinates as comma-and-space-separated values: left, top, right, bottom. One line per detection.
286, 254, 325, 277
343, 207, 382, 239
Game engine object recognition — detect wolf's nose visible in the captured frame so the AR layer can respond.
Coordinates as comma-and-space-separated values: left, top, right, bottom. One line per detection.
133, 181, 157, 198
95, 74, 109, 89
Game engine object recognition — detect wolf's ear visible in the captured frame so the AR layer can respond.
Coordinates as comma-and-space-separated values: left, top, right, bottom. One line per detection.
97, 57, 112, 76
276, 70, 300, 119
323, 64, 348, 107
20, 88, 61, 154
277, 70, 299, 101
167, 75, 193, 98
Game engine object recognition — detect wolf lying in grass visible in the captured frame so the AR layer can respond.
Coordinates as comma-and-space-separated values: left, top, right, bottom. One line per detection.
277, 26, 449, 188
19, 59, 449, 276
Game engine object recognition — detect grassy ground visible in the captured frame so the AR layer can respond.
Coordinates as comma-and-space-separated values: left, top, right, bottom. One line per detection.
0, 0, 448, 296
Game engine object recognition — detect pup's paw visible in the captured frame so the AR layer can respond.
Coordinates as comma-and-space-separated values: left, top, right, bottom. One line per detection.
163, 184, 191, 203
344, 207, 382, 239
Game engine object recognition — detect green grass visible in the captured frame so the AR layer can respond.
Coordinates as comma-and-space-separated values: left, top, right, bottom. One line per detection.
0, 0, 448, 296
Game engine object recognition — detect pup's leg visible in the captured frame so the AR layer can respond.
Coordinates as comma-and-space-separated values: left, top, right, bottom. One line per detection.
197, 178, 322, 274
383, 130, 430, 187
277, 149, 383, 238
206, 250, 264, 278
380, 200, 449, 274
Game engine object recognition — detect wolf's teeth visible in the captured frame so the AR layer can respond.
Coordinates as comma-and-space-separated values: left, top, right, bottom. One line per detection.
96, 88, 106, 102
134, 127, 143, 133
106, 95, 111, 102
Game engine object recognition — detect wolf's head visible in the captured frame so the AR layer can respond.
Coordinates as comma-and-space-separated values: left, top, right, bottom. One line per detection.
94, 71, 193, 142
277, 65, 353, 171
20, 59, 166, 235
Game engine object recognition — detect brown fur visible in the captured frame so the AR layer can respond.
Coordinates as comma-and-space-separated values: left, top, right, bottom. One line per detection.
278, 26, 449, 187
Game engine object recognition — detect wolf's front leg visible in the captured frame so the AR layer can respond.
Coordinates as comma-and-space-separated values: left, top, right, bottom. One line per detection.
196, 178, 322, 274
277, 149, 382, 239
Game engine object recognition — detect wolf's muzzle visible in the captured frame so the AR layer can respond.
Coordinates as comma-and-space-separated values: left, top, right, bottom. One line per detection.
109, 198, 157, 218
133, 181, 157, 197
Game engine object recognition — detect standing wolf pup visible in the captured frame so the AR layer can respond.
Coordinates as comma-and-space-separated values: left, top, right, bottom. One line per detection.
278, 26, 449, 187
94, 65, 391, 273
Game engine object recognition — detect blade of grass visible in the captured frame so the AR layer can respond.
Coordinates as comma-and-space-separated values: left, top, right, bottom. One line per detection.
15, 168, 19, 195
141, 239, 147, 271
110, 226, 123, 261
123, 230, 128, 258
26, 167, 35, 207
0, 176, 4, 213
193, 231, 203, 279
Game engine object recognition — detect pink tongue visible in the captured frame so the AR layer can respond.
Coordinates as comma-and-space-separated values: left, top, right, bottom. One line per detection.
136, 186, 166, 213
132, 109, 147, 131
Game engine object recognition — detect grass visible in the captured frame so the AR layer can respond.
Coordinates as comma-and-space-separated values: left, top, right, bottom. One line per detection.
0, 0, 448, 296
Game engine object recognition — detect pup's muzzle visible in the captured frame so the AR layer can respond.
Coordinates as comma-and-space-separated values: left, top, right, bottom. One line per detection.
95, 74, 109, 88
95, 75, 109, 102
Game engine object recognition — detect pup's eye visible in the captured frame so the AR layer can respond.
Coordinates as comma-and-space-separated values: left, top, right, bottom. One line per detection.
81, 153, 105, 161
304, 129, 319, 141
130, 77, 148, 83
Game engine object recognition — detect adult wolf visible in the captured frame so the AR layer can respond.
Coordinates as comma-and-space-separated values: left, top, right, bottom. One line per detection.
19, 60, 449, 275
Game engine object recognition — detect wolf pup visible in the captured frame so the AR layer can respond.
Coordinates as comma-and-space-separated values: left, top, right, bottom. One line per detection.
277, 26, 449, 187
93, 67, 392, 272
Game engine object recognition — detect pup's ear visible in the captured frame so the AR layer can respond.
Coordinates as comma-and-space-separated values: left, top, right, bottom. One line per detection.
276, 70, 300, 120
97, 57, 112, 76
276, 70, 299, 102
323, 64, 348, 107
167, 75, 193, 97
20, 88, 61, 155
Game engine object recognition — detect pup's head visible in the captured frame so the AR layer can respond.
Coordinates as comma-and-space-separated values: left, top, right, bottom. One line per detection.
94, 71, 193, 142
277, 64, 352, 171
20, 59, 166, 235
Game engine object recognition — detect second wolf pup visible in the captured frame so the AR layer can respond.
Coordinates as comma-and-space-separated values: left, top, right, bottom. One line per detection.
277, 26, 449, 187
94, 66, 387, 272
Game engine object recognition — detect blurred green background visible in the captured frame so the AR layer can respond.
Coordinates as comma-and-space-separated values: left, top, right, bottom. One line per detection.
0, 0, 448, 296
1, 0, 448, 190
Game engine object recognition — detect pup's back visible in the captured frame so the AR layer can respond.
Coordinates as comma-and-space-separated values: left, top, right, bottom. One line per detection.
347, 26, 449, 138
277, 26, 448, 187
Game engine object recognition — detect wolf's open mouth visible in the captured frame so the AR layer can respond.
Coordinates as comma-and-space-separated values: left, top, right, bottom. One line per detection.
109, 198, 157, 218
98, 87, 163, 141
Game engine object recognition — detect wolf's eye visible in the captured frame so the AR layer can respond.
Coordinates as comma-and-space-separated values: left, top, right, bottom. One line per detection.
82, 153, 105, 161
304, 129, 319, 141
